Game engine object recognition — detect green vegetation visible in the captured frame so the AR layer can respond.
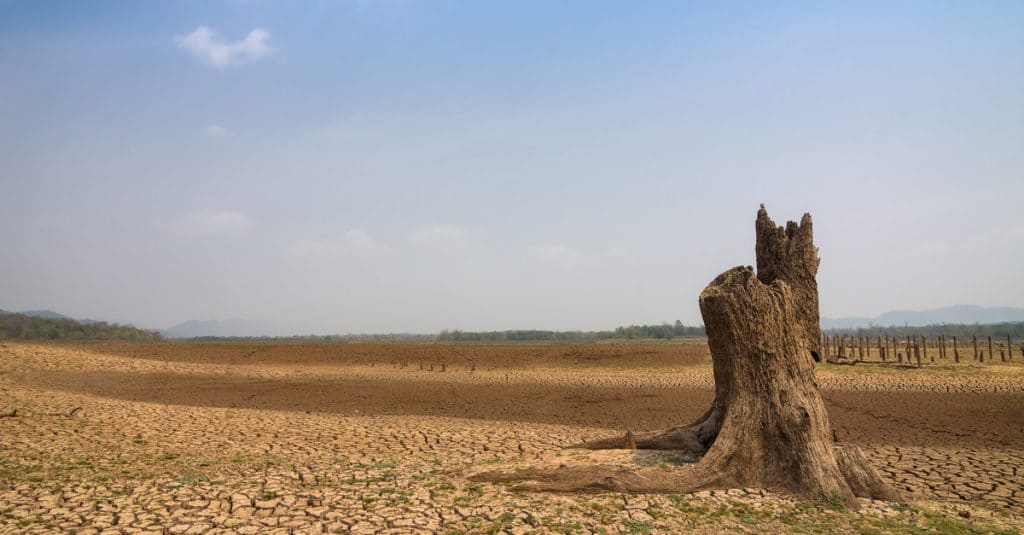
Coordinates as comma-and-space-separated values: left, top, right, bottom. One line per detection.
826, 321, 1024, 339
438, 320, 706, 342
0, 312, 161, 341
440, 320, 1024, 342
185, 333, 435, 342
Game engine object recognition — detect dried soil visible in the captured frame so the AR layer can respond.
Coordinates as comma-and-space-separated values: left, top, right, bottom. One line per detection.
1, 341, 1021, 533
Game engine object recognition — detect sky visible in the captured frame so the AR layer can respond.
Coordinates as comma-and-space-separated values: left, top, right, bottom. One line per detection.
1, 1, 1022, 334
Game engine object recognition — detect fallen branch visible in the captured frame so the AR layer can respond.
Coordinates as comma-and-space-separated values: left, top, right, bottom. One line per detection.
42, 407, 83, 417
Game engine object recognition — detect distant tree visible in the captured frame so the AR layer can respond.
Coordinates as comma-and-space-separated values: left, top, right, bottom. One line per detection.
0, 313, 162, 341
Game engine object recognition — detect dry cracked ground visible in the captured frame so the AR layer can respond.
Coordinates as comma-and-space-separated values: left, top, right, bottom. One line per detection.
1, 341, 1022, 534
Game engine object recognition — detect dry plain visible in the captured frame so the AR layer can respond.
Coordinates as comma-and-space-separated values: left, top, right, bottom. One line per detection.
1, 341, 1022, 534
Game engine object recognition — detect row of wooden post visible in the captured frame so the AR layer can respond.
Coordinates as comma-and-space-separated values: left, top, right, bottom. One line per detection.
821, 333, 1020, 365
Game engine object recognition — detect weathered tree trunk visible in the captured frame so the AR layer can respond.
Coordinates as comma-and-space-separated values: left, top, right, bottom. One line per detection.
471, 206, 899, 506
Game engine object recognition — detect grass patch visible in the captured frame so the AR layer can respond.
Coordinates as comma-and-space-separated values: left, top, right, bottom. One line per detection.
623, 519, 653, 534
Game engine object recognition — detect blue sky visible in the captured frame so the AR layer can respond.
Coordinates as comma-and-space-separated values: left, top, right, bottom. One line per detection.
1, 1, 1022, 333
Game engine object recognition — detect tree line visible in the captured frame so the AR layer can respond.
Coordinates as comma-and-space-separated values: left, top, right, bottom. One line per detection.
437, 321, 706, 342
3, 310, 1019, 343
0, 312, 162, 341
824, 321, 1024, 339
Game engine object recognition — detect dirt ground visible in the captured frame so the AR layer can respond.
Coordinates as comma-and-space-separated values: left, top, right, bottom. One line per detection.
1, 341, 1022, 534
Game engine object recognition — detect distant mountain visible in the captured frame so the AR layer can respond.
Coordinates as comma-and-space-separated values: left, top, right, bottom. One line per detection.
0, 311, 161, 341
162, 318, 297, 338
8, 309, 106, 324
20, 309, 72, 320
822, 305, 1024, 329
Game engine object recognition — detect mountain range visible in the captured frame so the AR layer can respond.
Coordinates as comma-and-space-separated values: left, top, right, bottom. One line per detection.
6, 305, 1024, 338
161, 318, 300, 338
0, 309, 103, 323
821, 305, 1024, 329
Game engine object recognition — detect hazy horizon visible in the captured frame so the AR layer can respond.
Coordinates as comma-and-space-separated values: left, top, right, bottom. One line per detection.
3, 1, 1023, 333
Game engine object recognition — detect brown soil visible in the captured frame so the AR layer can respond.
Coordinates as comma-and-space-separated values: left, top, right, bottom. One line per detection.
1, 341, 1022, 533
64, 341, 711, 369
15, 369, 1022, 450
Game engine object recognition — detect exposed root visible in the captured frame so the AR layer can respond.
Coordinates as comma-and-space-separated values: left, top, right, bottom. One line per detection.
581, 427, 706, 452
0, 408, 16, 418
470, 465, 699, 493
834, 445, 902, 502
471, 447, 898, 506
580, 408, 721, 453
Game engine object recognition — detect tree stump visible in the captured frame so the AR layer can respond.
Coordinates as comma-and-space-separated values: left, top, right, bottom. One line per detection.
471, 206, 899, 507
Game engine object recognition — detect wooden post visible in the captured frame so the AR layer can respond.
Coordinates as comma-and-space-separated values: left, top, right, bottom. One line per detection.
923, 336, 930, 363
988, 336, 993, 364
1008, 334, 1013, 361
914, 338, 922, 367
878, 336, 884, 362
972, 335, 978, 361
953, 335, 960, 363
858, 337, 864, 361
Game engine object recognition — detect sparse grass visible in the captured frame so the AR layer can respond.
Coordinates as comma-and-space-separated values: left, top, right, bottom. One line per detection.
2, 341, 1022, 534
623, 519, 653, 534
821, 493, 847, 512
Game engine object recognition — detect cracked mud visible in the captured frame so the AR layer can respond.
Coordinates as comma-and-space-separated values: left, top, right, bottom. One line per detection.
1, 342, 1021, 533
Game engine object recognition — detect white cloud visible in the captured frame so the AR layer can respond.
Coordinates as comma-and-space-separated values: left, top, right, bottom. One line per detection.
287, 229, 389, 258
202, 124, 230, 138
175, 26, 273, 68
342, 229, 386, 256
287, 239, 340, 257
532, 245, 582, 268
908, 240, 950, 258
177, 210, 253, 234
972, 224, 1024, 245
408, 225, 473, 250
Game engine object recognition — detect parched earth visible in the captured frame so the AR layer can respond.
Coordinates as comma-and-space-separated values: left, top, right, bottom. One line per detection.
1, 342, 1022, 534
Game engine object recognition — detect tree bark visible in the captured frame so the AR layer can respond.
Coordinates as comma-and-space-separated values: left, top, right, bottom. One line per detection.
471, 206, 899, 506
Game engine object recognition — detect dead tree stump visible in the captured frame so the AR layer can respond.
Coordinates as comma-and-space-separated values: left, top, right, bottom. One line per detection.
471, 206, 899, 507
